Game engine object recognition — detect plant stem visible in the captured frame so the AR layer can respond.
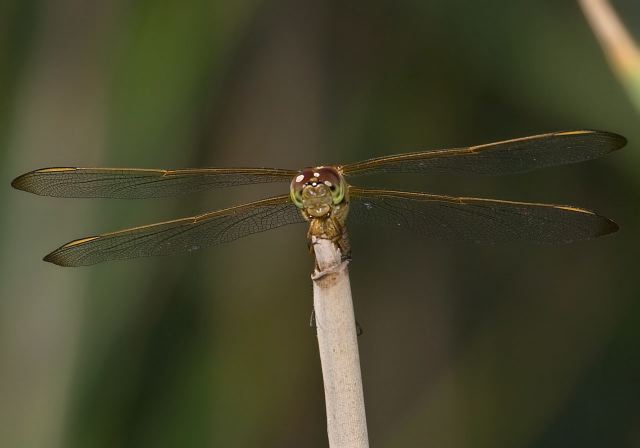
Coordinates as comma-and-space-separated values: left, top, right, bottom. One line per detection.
579, 0, 640, 111
311, 237, 369, 448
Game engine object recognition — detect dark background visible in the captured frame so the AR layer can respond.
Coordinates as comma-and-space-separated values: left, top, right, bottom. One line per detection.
1, 1, 639, 447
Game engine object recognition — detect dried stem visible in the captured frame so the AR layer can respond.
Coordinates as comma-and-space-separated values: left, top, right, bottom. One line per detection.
311, 237, 369, 448
579, 0, 640, 110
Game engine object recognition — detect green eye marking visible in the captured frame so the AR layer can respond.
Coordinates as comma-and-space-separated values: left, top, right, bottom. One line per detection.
330, 181, 345, 204
290, 187, 303, 208
290, 173, 305, 208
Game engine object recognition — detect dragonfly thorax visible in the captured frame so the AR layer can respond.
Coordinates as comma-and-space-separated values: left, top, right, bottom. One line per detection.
290, 166, 346, 218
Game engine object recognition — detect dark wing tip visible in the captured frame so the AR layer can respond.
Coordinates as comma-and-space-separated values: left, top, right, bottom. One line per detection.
597, 216, 619, 237
43, 235, 101, 267
11, 168, 77, 195
11, 172, 30, 192
586, 130, 627, 152
43, 251, 68, 267
43, 244, 81, 267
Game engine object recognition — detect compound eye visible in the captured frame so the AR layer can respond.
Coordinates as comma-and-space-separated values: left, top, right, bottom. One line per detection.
329, 181, 345, 204
290, 172, 307, 208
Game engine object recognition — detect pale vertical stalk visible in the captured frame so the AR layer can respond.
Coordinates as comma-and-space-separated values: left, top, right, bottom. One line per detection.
579, 0, 640, 110
312, 237, 369, 448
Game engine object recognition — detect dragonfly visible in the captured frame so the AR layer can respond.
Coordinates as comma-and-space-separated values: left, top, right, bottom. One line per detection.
12, 130, 625, 267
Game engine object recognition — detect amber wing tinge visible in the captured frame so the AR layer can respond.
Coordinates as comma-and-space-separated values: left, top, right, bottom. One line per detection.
348, 187, 617, 243
12, 167, 296, 198
341, 130, 625, 176
44, 195, 304, 266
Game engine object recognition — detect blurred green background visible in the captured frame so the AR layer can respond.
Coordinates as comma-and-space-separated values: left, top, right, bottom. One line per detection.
1, 1, 639, 447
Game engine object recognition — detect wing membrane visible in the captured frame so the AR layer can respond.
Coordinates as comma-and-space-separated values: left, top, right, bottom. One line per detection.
341, 130, 625, 176
11, 167, 296, 199
44, 195, 304, 266
348, 187, 617, 243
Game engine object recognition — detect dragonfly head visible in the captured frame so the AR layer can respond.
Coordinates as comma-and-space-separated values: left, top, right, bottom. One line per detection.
290, 166, 346, 218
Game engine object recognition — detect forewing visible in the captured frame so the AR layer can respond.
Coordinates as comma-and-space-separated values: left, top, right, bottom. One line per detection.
12, 167, 296, 198
348, 187, 617, 243
44, 195, 304, 266
341, 130, 625, 176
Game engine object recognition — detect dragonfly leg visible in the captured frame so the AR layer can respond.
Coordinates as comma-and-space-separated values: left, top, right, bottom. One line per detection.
337, 234, 351, 261
307, 239, 314, 255
309, 307, 317, 335
307, 216, 351, 262
327, 215, 351, 261
356, 321, 364, 337
306, 226, 318, 257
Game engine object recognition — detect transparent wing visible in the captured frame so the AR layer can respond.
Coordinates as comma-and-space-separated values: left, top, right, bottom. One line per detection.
11, 167, 297, 199
44, 195, 304, 266
341, 130, 625, 176
348, 187, 617, 243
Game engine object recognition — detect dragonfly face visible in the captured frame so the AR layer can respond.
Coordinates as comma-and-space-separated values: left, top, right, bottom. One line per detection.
11, 129, 625, 266
290, 166, 351, 254
290, 166, 347, 218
